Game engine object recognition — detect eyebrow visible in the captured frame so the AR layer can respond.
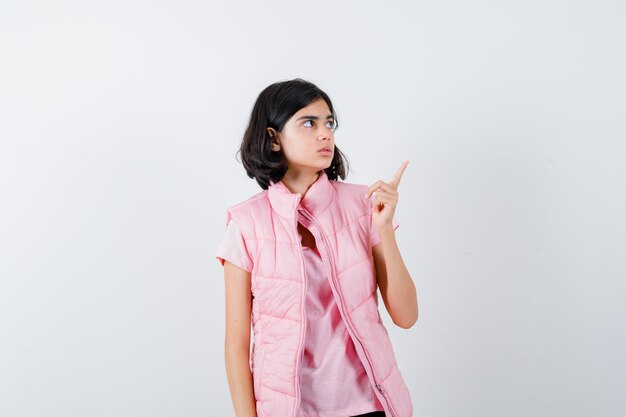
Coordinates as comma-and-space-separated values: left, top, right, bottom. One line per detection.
295, 114, 334, 121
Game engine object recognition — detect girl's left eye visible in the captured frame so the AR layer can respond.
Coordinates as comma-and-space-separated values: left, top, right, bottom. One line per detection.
303, 120, 336, 128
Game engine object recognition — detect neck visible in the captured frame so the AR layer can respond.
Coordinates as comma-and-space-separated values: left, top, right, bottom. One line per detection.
281, 170, 321, 198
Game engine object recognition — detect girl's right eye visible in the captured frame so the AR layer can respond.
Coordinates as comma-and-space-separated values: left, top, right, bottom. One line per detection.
303, 120, 313, 127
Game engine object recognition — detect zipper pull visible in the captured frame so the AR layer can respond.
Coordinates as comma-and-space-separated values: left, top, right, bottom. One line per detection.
375, 383, 385, 394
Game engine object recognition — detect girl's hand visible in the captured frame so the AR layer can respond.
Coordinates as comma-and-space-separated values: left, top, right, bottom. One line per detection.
364, 160, 409, 229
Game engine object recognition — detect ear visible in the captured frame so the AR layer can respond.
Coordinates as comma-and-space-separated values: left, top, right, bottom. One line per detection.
267, 127, 281, 152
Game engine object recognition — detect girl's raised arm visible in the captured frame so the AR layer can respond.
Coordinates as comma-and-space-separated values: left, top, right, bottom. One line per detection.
224, 260, 257, 417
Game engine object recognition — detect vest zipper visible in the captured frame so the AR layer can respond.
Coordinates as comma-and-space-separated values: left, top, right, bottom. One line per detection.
298, 208, 398, 417
294, 208, 307, 417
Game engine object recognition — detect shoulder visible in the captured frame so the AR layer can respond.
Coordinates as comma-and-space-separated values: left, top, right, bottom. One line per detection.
331, 179, 368, 196
330, 179, 370, 211
223, 190, 269, 225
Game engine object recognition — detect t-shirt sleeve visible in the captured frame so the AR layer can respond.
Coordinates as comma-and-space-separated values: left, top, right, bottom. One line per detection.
215, 219, 253, 273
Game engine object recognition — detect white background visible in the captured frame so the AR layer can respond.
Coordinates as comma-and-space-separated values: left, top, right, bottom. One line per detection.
1, 1, 624, 416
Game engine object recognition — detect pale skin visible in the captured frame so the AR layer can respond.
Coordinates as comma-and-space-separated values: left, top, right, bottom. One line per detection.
223, 98, 418, 416
365, 160, 419, 329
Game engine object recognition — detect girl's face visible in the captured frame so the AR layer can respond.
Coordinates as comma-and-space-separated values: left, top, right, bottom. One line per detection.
268, 98, 336, 175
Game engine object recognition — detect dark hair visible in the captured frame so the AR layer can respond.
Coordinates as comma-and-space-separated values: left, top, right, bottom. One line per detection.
237, 78, 350, 190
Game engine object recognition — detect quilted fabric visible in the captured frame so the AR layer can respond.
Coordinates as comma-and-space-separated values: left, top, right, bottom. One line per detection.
217, 170, 413, 417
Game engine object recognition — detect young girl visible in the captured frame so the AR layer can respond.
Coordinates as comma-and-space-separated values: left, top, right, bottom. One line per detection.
216, 78, 417, 417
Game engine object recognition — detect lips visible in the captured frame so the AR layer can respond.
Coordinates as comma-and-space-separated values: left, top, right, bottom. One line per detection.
318, 146, 332, 152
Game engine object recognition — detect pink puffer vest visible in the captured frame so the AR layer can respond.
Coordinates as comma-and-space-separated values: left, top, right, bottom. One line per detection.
223, 170, 413, 417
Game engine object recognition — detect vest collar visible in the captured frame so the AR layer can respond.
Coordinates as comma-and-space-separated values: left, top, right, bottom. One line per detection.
268, 170, 335, 219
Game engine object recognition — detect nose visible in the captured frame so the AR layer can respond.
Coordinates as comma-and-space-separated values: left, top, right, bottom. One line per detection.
317, 126, 333, 141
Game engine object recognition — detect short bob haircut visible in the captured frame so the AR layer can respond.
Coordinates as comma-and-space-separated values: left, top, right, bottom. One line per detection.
238, 78, 350, 190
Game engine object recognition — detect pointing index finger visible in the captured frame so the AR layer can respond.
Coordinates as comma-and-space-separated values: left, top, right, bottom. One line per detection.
391, 160, 409, 188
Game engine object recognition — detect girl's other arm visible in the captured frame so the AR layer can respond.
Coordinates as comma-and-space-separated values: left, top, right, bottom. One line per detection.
367, 160, 417, 329
373, 228, 418, 329
224, 260, 257, 417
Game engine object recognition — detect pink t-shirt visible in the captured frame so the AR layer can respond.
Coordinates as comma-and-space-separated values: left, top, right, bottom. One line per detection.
295, 226, 385, 417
